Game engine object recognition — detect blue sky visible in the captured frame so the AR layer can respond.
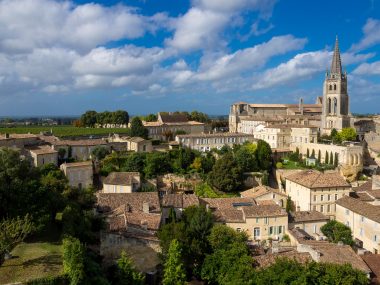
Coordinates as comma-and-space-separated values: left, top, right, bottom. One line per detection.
0, 0, 379, 116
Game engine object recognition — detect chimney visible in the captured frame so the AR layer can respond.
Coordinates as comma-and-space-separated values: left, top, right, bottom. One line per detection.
143, 202, 150, 213
299, 98, 304, 115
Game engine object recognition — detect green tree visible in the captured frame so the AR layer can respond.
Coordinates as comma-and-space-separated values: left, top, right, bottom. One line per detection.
130, 117, 149, 139
143, 113, 157, 122
329, 151, 333, 165
80, 110, 97, 127
163, 239, 187, 285
144, 152, 172, 178
321, 220, 354, 245
58, 148, 66, 160
0, 215, 33, 258
256, 140, 272, 171
208, 152, 243, 192
91, 146, 110, 161
285, 196, 294, 213
311, 149, 315, 158
234, 143, 258, 172
121, 153, 146, 173
334, 152, 339, 167
112, 110, 129, 125
318, 150, 321, 162
338, 127, 357, 142
63, 236, 86, 285
325, 151, 329, 164
116, 251, 144, 285
208, 224, 247, 251
306, 148, 310, 158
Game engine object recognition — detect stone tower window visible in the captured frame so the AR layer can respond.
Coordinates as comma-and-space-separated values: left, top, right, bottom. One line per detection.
334, 84, 337, 90
328, 98, 331, 114
333, 98, 337, 114
329, 85, 332, 91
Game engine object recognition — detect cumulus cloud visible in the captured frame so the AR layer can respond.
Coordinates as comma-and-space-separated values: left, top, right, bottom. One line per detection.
352, 61, 380, 75
350, 18, 380, 51
167, 0, 277, 52
0, 0, 160, 53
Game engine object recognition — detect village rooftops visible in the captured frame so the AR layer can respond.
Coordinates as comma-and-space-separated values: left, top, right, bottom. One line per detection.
286, 170, 351, 189
336, 196, 380, 223
159, 113, 189, 123
362, 254, 380, 284
176, 132, 256, 138
61, 161, 93, 168
265, 124, 319, 129
240, 185, 286, 199
53, 139, 106, 146
241, 204, 287, 218
127, 137, 147, 143
162, 194, 199, 209
289, 211, 329, 223
27, 145, 58, 155
0, 133, 37, 140
103, 172, 140, 186
97, 192, 160, 214
201, 197, 256, 209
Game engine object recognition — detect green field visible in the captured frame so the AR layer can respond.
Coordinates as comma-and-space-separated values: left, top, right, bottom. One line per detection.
0, 242, 63, 284
0, 125, 131, 137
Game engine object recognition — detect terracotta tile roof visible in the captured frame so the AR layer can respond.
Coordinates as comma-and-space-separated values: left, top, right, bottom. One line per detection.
0, 133, 37, 140
362, 254, 380, 283
176, 132, 256, 138
159, 113, 188, 123
240, 185, 286, 199
289, 211, 329, 223
162, 194, 199, 208
62, 161, 93, 168
128, 137, 146, 143
213, 209, 245, 223
53, 139, 107, 146
256, 200, 277, 206
98, 192, 161, 232
286, 170, 350, 189
27, 145, 58, 155
336, 196, 380, 223
103, 172, 140, 186
242, 204, 287, 218
302, 242, 371, 273
201, 197, 256, 209
351, 192, 375, 202
254, 250, 312, 268
355, 180, 373, 192
97, 192, 160, 214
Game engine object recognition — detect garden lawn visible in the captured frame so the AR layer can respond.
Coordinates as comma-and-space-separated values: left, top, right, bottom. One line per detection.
0, 242, 63, 284
0, 125, 131, 137
281, 160, 307, 170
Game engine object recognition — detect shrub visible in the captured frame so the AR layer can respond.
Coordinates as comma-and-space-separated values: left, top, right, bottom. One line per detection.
276, 162, 283, 169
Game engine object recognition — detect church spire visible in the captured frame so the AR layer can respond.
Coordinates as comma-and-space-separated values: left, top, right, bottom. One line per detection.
330, 35, 342, 75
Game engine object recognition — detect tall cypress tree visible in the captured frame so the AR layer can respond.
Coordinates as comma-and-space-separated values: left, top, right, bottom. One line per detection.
329, 151, 334, 165
318, 150, 321, 163
325, 151, 329, 164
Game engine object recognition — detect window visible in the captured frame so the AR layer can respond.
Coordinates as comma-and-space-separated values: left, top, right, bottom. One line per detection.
256, 218, 259, 223
327, 204, 330, 212
269, 226, 274, 235
278, 226, 282, 234
374, 235, 378, 242
264, 217, 269, 225
313, 225, 317, 234
335, 194, 338, 200
328, 194, 331, 201
254, 227, 260, 239
329, 85, 332, 91
345, 209, 350, 215
334, 84, 337, 90
320, 195, 324, 202
237, 228, 241, 232
313, 205, 316, 211
361, 216, 365, 223
360, 228, 364, 236
320, 205, 324, 212
346, 221, 350, 227
313, 195, 317, 202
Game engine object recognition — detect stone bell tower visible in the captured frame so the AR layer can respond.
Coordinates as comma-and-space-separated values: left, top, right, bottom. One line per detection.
321, 36, 351, 134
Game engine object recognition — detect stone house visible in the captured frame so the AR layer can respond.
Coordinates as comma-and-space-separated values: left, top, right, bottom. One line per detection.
175, 132, 257, 152
26, 145, 58, 167
240, 185, 287, 208
285, 170, 352, 218
52, 139, 109, 161
103, 172, 141, 193
289, 210, 329, 238
107, 134, 153, 153
161, 193, 199, 223
0, 133, 39, 148
201, 197, 288, 241
60, 161, 93, 189
96, 192, 161, 272
336, 196, 380, 254
144, 112, 205, 141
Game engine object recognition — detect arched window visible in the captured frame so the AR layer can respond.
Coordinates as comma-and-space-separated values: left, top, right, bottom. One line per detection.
328, 98, 331, 114
329, 85, 332, 91
334, 84, 337, 90
333, 98, 337, 114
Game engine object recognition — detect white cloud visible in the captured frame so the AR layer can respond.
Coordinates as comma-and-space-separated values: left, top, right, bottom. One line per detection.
0, 0, 160, 53
353, 61, 380, 75
350, 18, 380, 51
196, 35, 307, 81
